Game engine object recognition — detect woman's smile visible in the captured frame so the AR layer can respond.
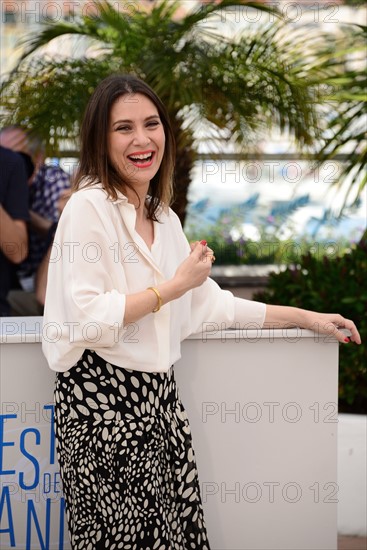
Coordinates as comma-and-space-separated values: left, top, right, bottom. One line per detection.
127, 149, 156, 168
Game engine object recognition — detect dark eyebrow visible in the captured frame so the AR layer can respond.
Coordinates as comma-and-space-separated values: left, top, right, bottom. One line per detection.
112, 115, 160, 126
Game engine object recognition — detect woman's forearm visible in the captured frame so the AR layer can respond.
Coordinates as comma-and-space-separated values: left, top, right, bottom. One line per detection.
123, 279, 184, 325
263, 305, 308, 328
263, 304, 361, 344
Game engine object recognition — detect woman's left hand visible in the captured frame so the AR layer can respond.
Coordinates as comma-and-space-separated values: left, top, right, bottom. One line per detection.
302, 311, 361, 345
264, 305, 361, 345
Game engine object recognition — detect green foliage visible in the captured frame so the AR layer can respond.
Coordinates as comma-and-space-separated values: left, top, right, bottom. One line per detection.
253, 235, 367, 414
0, 57, 116, 155
186, 226, 351, 266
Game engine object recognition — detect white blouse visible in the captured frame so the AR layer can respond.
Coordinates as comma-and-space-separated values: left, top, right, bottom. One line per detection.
42, 184, 266, 372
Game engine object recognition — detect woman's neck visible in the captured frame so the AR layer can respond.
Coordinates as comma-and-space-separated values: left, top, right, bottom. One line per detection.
125, 184, 149, 220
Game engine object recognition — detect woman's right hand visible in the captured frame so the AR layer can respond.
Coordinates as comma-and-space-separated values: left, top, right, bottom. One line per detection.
173, 241, 213, 294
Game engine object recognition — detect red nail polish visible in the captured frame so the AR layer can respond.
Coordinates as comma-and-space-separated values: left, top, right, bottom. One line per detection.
344, 338, 350, 343
200, 240, 207, 245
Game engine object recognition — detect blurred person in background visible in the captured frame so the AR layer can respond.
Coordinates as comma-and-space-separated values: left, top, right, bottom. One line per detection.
0, 145, 29, 316
0, 126, 71, 315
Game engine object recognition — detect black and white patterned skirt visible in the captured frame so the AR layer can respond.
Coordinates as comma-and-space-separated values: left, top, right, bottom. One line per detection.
54, 350, 211, 549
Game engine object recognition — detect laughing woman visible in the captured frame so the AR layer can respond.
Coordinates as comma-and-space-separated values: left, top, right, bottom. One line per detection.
42, 74, 361, 549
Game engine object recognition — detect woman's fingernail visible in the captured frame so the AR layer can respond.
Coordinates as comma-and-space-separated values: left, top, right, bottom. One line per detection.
344, 338, 350, 343
200, 240, 207, 245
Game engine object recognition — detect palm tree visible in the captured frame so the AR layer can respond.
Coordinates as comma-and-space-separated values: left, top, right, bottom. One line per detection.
313, 24, 367, 212
1, 0, 319, 223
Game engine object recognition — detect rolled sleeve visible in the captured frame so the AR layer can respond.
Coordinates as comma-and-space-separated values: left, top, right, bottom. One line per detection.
188, 278, 266, 336
45, 191, 127, 350
233, 296, 266, 328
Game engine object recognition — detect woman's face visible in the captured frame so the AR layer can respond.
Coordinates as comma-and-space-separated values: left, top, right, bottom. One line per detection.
108, 93, 166, 190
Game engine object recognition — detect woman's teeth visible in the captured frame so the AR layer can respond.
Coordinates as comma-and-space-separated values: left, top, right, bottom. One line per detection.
128, 153, 153, 162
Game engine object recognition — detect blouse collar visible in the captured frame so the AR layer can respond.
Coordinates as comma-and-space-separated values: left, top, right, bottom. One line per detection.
79, 179, 129, 204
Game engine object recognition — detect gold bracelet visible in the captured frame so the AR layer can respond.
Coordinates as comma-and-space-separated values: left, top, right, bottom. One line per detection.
147, 286, 162, 313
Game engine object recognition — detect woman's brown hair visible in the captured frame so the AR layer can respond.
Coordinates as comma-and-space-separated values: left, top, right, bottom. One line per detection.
74, 74, 176, 220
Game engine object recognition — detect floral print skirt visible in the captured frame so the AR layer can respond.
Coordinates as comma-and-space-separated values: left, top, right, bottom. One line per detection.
54, 349, 211, 550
